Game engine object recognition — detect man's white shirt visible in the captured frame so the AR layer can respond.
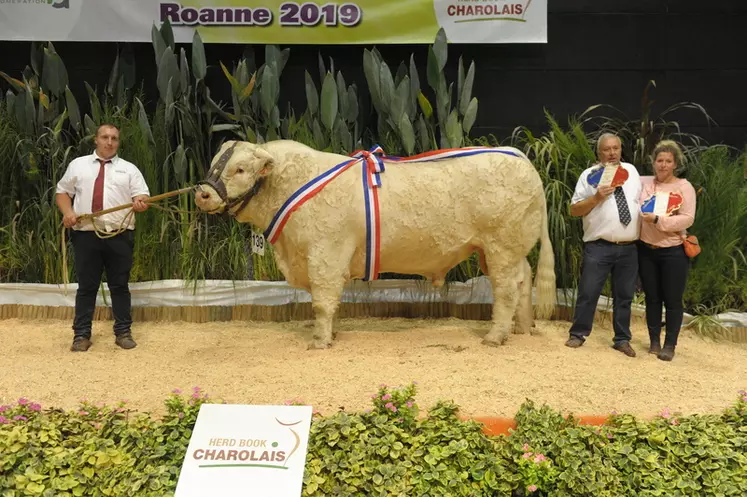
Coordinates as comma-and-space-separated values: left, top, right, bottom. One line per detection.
56, 153, 150, 232
571, 162, 641, 243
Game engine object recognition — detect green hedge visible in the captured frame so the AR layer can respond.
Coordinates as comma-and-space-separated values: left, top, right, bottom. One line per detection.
1, 383, 746, 496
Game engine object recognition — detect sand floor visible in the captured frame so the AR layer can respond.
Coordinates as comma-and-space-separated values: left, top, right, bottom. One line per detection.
1, 316, 745, 419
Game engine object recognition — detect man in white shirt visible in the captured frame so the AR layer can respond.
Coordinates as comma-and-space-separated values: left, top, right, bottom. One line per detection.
565, 133, 641, 357
56, 123, 150, 352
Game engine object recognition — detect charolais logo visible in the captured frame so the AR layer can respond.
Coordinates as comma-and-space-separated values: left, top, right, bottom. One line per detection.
0, 0, 81, 41
434, 0, 542, 42
189, 417, 305, 470
0, 0, 70, 8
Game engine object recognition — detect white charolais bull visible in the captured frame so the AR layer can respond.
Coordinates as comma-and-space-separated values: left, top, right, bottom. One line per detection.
194, 140, 556, 349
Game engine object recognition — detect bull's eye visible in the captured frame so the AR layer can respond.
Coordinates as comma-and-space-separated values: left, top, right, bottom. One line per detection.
236, 168, 244, 174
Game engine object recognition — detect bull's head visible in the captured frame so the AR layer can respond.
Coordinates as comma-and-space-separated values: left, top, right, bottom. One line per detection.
194, 141, 274, 217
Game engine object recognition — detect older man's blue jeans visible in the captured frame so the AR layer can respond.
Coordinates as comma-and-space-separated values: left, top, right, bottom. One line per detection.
569, 240, 638, 345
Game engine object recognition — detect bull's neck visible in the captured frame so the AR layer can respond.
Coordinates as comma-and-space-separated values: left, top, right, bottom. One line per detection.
233, 156, 330, 234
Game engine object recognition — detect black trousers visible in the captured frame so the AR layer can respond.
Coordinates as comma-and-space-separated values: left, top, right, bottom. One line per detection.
637, 242, 690, 347
569, 240, 638, 345
70, 230, 135, 338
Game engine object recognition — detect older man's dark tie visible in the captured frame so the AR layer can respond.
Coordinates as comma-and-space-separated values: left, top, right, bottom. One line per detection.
614, 187, 631, 226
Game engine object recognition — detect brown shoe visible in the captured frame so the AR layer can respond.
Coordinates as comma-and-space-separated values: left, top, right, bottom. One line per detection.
115, 333, 137, 350
613, 342, 637, 357
657, 345, 675, 361
565, 336, 584, 348
71, 337, 92, 352
648, 342, 662, 355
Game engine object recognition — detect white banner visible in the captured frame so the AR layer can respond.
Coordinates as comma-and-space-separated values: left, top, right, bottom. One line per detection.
0, 0, 548, 44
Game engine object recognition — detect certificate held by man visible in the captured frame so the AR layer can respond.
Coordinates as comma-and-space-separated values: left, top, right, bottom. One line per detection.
587, 162, 629, 189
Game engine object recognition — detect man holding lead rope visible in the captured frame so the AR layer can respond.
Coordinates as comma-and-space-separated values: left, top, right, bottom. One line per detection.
55, 123, 150, 352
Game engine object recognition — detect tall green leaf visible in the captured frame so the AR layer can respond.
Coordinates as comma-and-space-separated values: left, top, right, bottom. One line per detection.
320, 72, 338, 132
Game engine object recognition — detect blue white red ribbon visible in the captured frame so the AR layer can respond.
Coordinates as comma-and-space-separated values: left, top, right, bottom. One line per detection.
263, 145, 523, 281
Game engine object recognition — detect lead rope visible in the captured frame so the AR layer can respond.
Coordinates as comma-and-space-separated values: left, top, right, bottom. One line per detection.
60, 186, 196, 294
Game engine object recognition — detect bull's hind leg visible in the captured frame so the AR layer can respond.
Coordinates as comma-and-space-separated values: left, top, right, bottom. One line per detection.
513, 257, 536, 335
482, 249, 524, 346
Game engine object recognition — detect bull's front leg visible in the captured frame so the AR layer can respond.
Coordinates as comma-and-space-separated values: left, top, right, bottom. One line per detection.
306, 249, 351, 350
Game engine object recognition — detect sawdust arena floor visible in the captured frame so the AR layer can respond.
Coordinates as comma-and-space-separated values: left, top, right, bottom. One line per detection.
1, 316, 745, 420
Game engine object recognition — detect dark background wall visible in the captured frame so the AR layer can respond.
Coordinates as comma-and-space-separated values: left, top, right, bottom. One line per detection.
1, 0, 745, 148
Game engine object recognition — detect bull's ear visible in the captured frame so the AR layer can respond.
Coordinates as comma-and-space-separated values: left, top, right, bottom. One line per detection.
254, 147, 275, 177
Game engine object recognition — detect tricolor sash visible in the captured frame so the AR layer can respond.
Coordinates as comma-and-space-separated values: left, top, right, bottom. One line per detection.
263, 145, 522, 281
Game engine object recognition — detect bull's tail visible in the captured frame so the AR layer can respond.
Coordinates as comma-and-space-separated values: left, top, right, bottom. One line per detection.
533, 192, 556, 320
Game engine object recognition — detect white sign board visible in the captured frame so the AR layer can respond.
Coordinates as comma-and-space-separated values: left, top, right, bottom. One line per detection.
175, 404, 313, 497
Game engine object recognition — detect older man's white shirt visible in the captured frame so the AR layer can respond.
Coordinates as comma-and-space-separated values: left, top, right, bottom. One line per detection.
571, 162, 642, 243
56, 153, 150, 232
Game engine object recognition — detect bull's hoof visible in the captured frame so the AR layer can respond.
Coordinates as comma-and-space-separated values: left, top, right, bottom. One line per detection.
529, 325, 542, 336
481, 333, 509, 347
512, 324, 530, 335
307, 339, 331, 350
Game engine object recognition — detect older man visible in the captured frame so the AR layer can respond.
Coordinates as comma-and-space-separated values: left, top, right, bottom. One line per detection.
56, 123, 150, 352
565, 133, 641, 357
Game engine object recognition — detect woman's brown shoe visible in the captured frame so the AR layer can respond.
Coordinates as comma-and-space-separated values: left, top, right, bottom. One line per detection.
649, 343, 661, 355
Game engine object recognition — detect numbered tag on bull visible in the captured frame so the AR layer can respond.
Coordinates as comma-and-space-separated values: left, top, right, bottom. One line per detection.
587, 163, 629, 188
250, 230, 265, 256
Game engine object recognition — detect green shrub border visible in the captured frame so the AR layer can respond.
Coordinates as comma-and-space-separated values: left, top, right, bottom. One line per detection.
1, 383, 746, 496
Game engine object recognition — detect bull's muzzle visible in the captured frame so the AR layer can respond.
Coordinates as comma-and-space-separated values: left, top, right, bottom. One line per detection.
194, 184, 226, 214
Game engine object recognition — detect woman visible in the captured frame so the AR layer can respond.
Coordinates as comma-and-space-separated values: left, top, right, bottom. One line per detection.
638, 140, 696, 362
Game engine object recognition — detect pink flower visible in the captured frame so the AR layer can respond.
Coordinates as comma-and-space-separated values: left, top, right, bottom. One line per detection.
17, 398, 29, 406
29, 403, 41, 412
79, 410, 89, 416
0, 406, 8, 413
0, 416, 9, 424
406, 401, 414, 408
192, 392, 201, 399
178, 412, 185, 419
379, 383, 387, 388
527, 485, 538, 493
534, 453, 547, 463
671, 419, 680, 426
382, 394, 392, 401
522, 452, 533, 459
522, 444, 530, 451
385, 402, 394, 409
13, 415, 27, 422
192, 387, 201, 393
173, 388, 182, 394
660, 408, 671, 419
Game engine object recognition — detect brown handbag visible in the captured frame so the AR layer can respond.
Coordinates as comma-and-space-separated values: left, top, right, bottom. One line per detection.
681, 233, 701, 258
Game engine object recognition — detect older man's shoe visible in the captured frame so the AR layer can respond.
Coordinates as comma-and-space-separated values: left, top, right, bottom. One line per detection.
565, 336, 584, 348
115, 333, 137, 350
71, 337, 92, 352
613, 341, 637, 357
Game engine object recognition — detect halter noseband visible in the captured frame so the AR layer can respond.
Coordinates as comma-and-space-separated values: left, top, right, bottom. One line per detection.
197, 142, 265, 217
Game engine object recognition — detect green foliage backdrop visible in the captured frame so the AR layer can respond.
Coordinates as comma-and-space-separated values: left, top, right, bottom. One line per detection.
1, 22, 745, 318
